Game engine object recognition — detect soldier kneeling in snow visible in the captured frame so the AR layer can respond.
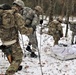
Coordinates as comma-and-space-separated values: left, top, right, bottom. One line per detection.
48, 20, 63, 45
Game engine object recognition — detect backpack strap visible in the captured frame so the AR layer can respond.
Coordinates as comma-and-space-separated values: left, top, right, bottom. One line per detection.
0, 10, 3, 25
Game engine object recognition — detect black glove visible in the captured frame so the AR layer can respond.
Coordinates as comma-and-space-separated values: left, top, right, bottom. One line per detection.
40, 19, 43, 24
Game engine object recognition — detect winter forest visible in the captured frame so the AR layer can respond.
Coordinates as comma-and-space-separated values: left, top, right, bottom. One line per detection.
0, 0, 76, 16
1, 0, 76, 75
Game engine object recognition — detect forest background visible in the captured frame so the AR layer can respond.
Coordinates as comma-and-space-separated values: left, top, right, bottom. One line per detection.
0, 0, 76, 17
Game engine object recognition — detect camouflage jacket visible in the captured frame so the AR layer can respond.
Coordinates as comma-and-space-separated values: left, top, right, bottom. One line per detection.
48, 20, 63, 37
70, 24, 76, 33
21, 7, 39, 29
0, 9, 33, 43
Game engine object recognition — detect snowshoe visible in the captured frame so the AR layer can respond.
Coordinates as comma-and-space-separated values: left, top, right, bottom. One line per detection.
30, 52, 37, 58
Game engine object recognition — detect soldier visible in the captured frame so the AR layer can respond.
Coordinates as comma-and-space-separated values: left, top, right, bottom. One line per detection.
70, 24, 76, 44
0, 4, 33, 75
13, 0, 43, 58
48, 20, 63, 45
57, 17, 76, 44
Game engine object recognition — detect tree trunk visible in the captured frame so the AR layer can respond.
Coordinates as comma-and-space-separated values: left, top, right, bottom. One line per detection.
41, 0, 43, 9
71, 0, 75, 20
49, 0, 53, 22
38, 0, 41, 6
65, 0, 70, 37
34, 0, 37, 7
53, 0, 57, 19
61, 0, 66, 18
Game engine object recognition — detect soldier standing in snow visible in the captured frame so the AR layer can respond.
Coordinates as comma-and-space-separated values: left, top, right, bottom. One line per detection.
57, 17, 76, 44
0, 4, 33, 75
13, 0, 43, 58
48, 20, 63, 45
70, 23, 76, 44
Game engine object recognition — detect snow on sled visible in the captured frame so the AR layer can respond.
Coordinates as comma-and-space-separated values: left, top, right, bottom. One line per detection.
50, 45, 76, 61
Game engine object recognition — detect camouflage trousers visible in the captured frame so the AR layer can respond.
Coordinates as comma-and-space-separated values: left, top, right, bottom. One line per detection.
54, 35, 60, 45
28, 31, 38, 51
71, 32, 76, 44
5, 42, 23, 75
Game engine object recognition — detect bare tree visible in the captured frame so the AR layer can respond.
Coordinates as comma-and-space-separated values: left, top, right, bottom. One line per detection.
49, 0, 53, 22
65, 0, 70, 37
61, 0, 66, 18
71, 0, 75, 20
38, 0, 41, 6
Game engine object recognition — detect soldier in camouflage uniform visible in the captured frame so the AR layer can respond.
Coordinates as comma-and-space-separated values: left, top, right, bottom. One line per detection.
67, 22, 76, 44
57, 17, 76, 44
13, 0, 43, 58
48, 20, 63, 45
0, 4, 33, 75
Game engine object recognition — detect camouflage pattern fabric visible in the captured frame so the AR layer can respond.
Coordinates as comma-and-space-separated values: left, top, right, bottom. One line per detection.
21, 7, 39, 50
22, 7, 39, 26
22, 7, 33, 21
0, 9, 33, 42
48, 21, 63, 45
70, 24, 76, 44
0, 9, 3, 14
70, 24, 76, 34
0, 8, 33, 75
5, 42, 23, 75
28, 31, 38, 51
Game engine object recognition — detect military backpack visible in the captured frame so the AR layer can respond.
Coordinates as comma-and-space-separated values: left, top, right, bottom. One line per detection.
0, 10, 15, 28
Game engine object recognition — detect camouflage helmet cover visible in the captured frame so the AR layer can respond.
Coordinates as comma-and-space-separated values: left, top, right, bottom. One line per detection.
35, 6, 43, 14
13, 0, 25, 8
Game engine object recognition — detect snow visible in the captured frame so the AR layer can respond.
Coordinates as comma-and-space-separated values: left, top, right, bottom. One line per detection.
0, 17, 76, 75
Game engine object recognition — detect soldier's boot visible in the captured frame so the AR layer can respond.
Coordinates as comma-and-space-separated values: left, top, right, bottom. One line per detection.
71, 39, 74, 45
26, 42, 32, 52
30, 52, 37, 58
26, 46, 37, 58
16, 65, 22, 72
26, 45, 32, 52
1, 65, 22, 74
71, 42, 74, 45
75, 41, 76, 44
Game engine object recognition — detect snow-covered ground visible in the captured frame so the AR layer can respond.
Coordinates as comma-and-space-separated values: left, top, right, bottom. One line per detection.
0, 17, 76, 75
